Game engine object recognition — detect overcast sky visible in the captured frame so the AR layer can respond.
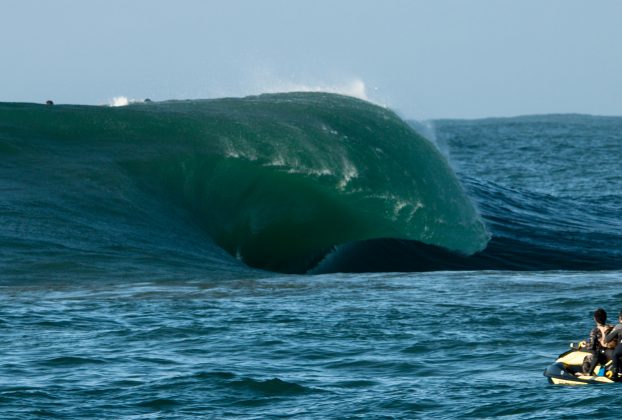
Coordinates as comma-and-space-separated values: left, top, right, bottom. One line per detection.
1, 0, 621, 119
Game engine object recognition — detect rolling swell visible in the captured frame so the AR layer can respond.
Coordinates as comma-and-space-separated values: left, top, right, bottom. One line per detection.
0, 93, 488, 275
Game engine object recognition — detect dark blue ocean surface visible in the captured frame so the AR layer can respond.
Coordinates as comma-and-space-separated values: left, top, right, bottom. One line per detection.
1, 94, 622, 417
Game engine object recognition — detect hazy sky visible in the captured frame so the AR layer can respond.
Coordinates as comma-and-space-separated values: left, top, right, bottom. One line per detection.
1, 0, 621, 119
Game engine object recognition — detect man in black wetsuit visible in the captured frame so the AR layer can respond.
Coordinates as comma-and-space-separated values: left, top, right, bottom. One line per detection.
603, 310, 622, 380
580, 308, 614, 376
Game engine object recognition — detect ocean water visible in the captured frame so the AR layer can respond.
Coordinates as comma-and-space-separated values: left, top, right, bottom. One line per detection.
1, 94, 621, 418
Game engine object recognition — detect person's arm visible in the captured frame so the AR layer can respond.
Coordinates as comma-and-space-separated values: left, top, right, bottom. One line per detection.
604, 325, 620, 343
587, 328, 598, 350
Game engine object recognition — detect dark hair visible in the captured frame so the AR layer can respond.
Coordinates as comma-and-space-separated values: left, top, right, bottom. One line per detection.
618, 310, 622, 319
594, 308, 607, 325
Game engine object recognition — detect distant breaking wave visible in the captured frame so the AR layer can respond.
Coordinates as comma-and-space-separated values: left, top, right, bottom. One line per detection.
0, 93, 488, 275
1, 92, 620, 278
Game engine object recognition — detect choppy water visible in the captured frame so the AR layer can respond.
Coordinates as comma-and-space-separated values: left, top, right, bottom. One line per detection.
3, 272, 622, 418
1, 94, 621, 418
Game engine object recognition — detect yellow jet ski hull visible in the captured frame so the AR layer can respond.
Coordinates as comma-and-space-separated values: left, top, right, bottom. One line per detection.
544, 347, 616, 385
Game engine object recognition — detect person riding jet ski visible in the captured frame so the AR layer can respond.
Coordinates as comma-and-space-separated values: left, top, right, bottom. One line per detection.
544, 308, 619, 385
580, 308, 615, 376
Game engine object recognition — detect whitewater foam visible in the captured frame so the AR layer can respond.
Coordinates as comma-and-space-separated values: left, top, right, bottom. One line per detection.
338, 159, 359, 190
109, 96, 132, 107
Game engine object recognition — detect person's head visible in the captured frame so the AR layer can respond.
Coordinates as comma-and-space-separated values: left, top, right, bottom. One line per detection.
594, 308, 607, 325
618, 310, 622, 323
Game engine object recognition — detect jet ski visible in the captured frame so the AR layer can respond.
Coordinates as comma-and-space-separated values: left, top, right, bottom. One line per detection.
544, 341, 616, 385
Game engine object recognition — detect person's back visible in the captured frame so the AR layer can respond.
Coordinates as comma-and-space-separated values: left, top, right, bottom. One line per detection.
589, 327, 610, 349
580, 308, 613, 376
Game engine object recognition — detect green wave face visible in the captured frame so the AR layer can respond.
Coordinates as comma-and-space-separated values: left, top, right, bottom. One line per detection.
0, 93, 489, 273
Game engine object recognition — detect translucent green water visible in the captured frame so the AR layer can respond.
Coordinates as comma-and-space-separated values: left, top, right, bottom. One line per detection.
0, 93, 488, 274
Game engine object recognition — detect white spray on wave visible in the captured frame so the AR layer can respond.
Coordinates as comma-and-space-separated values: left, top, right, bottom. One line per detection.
106, 78, 374, 106
255, 78, 369, 101
109, 96, 141, 107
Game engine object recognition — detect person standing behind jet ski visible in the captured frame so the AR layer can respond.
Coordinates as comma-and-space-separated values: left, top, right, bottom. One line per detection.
580, 308, 615, 376
603, 310, 622, 379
